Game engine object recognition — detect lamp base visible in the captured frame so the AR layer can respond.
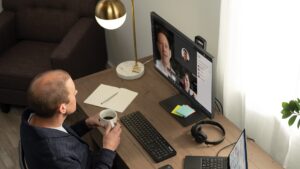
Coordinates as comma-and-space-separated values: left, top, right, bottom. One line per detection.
116, 61, 145, 80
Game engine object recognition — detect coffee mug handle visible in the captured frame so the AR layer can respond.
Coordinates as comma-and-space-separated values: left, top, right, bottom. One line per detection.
109, 121, 115, 128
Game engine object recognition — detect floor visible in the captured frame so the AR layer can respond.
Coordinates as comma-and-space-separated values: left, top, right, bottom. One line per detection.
0, 106, 23, 169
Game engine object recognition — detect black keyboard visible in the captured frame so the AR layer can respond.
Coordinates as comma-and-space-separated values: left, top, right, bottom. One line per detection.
120, 111, 176, 163
201, 157, 227, 169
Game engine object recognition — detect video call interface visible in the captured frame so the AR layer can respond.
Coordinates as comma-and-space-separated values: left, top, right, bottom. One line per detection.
151, 13, 213, 115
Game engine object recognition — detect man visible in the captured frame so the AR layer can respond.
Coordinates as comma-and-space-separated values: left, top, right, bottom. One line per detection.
20, 70, 122, 169
155, 29, 176, 82
180, 72, 196, 98
181, 48, 190, 62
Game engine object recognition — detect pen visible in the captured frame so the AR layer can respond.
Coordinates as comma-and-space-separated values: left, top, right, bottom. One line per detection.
101, 91, 119, 104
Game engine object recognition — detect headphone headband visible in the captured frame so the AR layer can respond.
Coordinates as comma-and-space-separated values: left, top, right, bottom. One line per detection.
191, 120, 226, 145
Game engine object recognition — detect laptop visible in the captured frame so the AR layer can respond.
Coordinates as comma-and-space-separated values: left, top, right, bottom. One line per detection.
184, 129, 248, 169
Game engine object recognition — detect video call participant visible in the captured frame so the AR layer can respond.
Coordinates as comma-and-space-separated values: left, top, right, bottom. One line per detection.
181, 72, 196, 97
20, 70, 122, 169
155, 28, 176, 82
181, 48, 190, 61
174, 47, 196, 76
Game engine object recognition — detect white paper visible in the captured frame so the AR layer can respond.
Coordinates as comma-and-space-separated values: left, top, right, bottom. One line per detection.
84, 84, 138, 112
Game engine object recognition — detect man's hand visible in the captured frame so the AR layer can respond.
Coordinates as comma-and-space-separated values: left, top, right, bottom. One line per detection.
85, 113, 103, 129
103, 122, 122, 151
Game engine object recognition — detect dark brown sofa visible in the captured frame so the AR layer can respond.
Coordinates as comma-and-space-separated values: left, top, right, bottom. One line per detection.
0, 0, 107, 112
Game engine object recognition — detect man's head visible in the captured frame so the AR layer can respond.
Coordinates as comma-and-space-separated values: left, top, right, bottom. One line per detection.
156, 30, 171, 66
27, 70, 77, 118
182, 48, 190, 61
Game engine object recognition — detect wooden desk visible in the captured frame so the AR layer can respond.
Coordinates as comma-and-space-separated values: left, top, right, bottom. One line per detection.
74, 59, 282, 169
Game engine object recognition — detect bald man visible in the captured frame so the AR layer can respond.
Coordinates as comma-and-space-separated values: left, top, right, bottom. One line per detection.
20, 70, 122, 169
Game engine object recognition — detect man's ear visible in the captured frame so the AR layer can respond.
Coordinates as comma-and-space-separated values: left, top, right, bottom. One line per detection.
58, 103, 67, 115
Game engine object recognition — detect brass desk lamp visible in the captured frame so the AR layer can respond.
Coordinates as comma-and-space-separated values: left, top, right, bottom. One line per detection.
95, 0, 144, 80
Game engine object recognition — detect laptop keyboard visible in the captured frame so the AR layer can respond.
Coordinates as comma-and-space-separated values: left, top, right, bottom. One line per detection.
201, 158, 226, 169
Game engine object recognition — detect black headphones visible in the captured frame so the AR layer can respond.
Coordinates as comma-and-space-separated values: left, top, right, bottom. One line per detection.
191, 120, 226, 145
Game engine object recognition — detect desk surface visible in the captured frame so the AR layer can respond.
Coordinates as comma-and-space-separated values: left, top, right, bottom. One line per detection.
74, 58, 282, 169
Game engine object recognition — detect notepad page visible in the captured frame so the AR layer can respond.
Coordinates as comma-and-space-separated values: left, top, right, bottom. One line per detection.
101, 88, 138, 112
84, 84, 138, 112
84, 84, 119, 107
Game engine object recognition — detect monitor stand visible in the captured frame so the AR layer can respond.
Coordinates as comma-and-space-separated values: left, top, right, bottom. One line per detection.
159, 94, 208, 127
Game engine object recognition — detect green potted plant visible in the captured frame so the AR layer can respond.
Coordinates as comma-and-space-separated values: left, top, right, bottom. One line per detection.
281, 98, 300, 128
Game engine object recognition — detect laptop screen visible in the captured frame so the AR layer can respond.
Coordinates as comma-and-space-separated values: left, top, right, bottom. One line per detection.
229, 130, 248, 169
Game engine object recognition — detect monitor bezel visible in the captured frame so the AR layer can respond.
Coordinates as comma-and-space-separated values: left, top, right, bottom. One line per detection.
150, 11, 214, 119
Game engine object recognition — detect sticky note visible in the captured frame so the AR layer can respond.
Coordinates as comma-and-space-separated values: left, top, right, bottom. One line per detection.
176, 105, 195, 118
171, 105, 184, 117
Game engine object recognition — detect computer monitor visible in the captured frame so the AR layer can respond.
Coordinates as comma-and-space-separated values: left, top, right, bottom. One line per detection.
150, 12, 214, 126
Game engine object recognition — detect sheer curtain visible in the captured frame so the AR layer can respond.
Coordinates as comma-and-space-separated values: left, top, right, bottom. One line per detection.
217, 0, 300, 168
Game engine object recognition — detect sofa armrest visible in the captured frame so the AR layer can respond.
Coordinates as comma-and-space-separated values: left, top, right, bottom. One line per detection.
51, 17, 107, 79
0, 11, 16, 54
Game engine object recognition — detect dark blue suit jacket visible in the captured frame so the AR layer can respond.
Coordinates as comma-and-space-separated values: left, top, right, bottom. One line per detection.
20, 109, 116, 169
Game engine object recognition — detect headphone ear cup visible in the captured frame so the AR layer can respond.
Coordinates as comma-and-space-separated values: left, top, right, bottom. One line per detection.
191, 125, 208, 143
198, 130, 207, 142
191, 124, 197, 138
191, 120, 226, 145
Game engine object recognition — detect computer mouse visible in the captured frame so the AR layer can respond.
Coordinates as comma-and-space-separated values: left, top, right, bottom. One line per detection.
158, 164, 173, 169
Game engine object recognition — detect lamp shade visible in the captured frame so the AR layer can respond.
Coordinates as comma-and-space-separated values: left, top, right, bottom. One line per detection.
95, 0, 145, 80
95, 0, 127, 30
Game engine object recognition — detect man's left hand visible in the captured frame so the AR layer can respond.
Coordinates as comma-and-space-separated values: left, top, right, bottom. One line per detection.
85, 113, 103, 129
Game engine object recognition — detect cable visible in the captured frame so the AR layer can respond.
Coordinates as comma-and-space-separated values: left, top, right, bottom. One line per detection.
216, 137, 255, 157
247, 137, 255, 142
214, 97, 224, 115
142, 57, 153, 65
215, 98, 223, 113
216, 142, 236, 157
214, 100, 221, 114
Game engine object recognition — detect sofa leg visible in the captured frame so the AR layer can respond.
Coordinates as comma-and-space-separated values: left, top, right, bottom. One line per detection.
1, 104, 10, 113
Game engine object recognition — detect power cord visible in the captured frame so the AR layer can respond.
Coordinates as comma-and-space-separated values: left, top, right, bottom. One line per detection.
216, 142, 236, 157
142, 57, 153, 65
214, 97, 224, 115
216, 137, 255, 157
246, 137, 255, 142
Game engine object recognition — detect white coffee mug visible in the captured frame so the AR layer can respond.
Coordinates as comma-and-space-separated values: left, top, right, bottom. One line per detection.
99, 109, 117, 128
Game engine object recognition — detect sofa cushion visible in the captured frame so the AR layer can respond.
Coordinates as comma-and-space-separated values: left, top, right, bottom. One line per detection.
3, 0, 97, 17
16, 8, 78, 42
0, 41, 57, 91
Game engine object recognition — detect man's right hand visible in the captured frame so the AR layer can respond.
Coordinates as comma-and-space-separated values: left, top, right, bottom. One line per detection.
103, 122, 122, 151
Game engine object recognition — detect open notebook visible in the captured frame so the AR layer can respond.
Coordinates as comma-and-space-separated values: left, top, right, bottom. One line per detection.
84, 84, 138, 112
184, 129, 248, 169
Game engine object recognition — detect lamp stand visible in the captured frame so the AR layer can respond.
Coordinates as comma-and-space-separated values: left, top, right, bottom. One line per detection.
116, 61, 144, 80
115, 0, 144, 80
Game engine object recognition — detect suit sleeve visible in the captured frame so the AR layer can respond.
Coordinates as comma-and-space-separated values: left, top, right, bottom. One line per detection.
93, 148, 116, 169
70, 119, 91, 137
55, 149, 116, 169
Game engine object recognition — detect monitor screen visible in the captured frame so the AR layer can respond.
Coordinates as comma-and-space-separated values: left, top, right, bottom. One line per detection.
150, 12, 213, 118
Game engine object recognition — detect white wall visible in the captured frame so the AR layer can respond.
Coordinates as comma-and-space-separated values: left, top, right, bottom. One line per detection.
105, 0, 221, 99
106, 0, 220, 65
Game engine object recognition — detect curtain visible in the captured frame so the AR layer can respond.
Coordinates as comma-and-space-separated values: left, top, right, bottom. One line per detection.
217, 0, 300, 168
